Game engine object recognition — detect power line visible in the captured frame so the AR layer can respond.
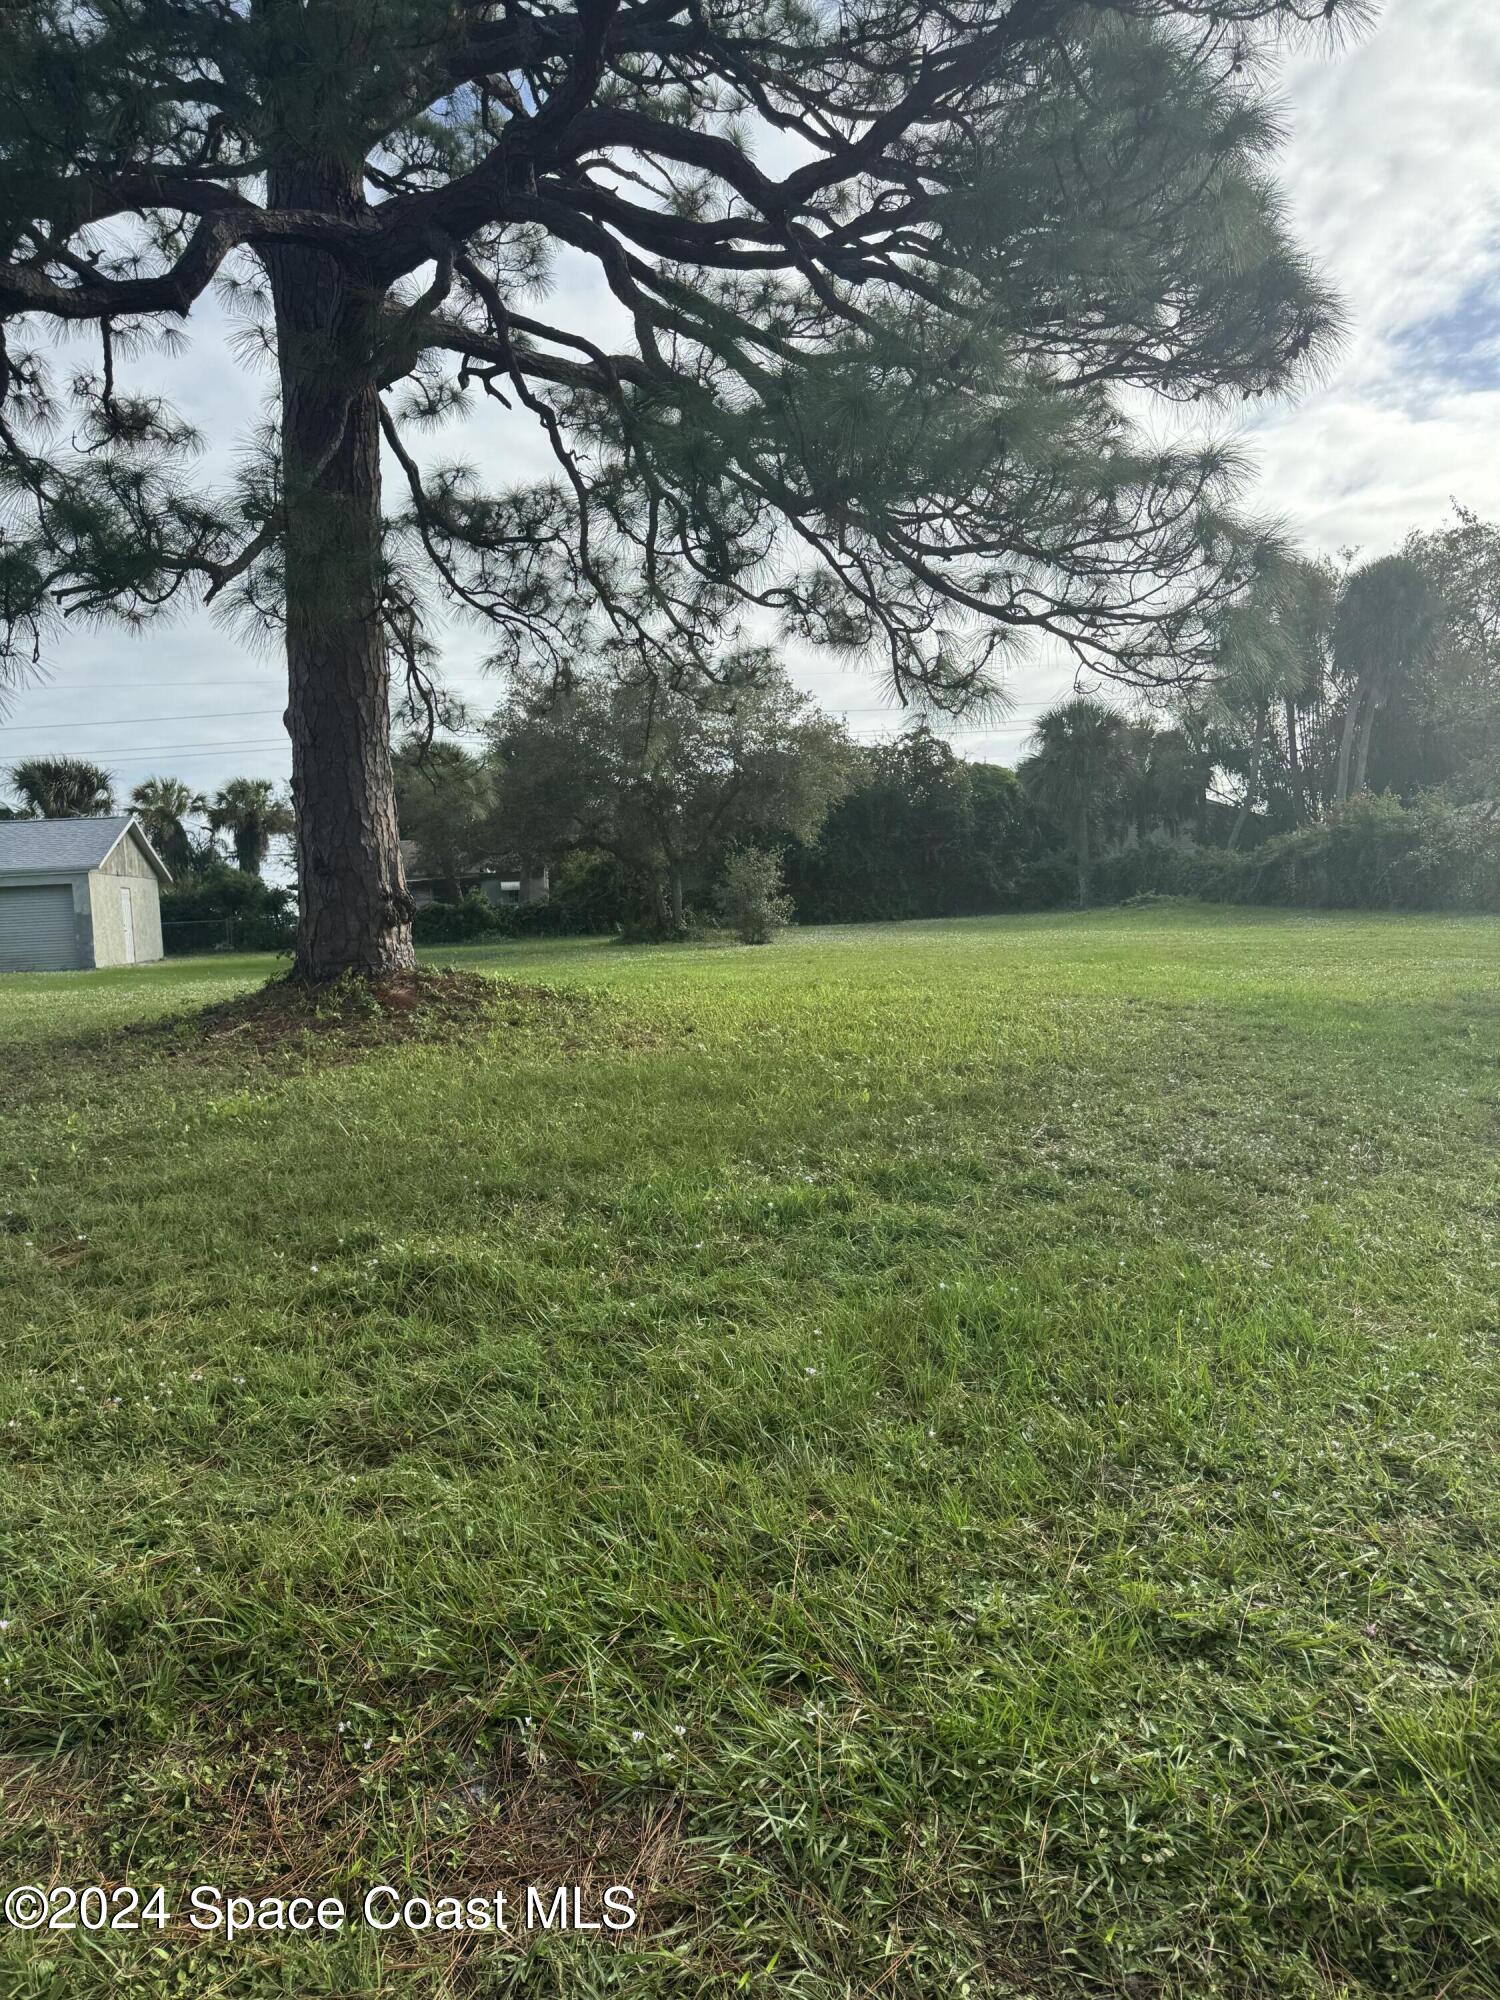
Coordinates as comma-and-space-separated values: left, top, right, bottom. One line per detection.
1, 707, 282, 733
25, 739, 293, 764
3, 677, 285, 693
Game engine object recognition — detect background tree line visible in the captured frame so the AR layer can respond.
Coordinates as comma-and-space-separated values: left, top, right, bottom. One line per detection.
8, 503, 1498, 947
392, 505, 1500, 935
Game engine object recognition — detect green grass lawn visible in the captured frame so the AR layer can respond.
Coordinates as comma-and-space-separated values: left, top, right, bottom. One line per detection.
0, 907, 1497, 1998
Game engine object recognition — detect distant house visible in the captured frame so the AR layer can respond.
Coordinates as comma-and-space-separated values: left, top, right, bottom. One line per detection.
399, 840, 548, 909
0, 816, 171, 973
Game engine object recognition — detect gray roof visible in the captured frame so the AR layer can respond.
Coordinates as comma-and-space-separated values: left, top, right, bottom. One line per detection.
0, 815, 171, 883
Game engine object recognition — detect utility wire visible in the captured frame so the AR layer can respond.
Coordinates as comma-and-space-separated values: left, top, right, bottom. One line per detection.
1, 707, 282, 732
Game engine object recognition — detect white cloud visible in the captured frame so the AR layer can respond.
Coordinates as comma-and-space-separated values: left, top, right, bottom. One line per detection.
1248, 0, 1500, 552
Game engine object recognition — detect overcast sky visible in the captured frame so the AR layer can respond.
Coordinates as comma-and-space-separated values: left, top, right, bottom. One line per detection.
2, 0, 1497, 807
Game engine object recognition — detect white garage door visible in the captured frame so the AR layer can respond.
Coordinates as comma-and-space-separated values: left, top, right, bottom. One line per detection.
0, 885, 80, 972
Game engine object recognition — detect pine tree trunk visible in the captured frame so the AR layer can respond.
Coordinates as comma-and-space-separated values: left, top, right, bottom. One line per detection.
264, 158, 414, 981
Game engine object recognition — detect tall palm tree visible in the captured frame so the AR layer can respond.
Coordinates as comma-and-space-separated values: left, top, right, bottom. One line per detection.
8, 756, 115, 818
1019, 699, 1132, 906
1332, 556, 1443, 802
209, 778, 295, 877
129, 776, 203, 873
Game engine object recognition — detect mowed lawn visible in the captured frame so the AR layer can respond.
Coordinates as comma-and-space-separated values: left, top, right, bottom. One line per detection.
0, 908, 1497, 1998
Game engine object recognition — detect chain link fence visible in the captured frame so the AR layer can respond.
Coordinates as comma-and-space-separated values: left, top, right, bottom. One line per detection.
161, 918, 294, 957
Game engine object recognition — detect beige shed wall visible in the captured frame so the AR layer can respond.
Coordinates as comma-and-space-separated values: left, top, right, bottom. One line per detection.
98, 837, 159, 882
87, 867, 164, 966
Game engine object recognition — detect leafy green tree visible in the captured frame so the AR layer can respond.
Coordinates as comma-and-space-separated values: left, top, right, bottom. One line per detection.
392, 739, 499, 905
1401, 507, 1500, 802
129, 775, 203, 873
7, 755, 114, 817
208, 777, 295, 878
493, 661, 852, 933
785, 728, 1042, 922
717, 846, 793, 946
1020, 699, 1133, 905
0, 0, 1351, 978
158, 862, 295, 954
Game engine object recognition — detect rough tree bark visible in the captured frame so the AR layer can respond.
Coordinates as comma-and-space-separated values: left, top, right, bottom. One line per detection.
264, 159, 415, 981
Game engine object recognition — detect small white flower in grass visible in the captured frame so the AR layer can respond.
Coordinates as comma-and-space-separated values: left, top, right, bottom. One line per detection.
362, 1737, 373, 1751
804, 1366, 818, 1377
310, 1264, 319, 1274
0, 1620, 11, 1633
927, 1429, 936, 1440
673, 1724, 686, 1737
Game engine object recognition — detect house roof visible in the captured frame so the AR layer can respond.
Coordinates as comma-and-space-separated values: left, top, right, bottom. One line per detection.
0, 814, 172, 884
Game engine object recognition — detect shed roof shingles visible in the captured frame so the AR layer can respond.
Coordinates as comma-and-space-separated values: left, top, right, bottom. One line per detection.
0, 816, 170, 881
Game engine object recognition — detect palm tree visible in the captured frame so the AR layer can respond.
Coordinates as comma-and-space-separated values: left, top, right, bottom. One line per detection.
209, 778, 295, 876
1019, 699, 1132, 906
129, 776, 204, 873
1332, 556, 1443, 802
1147, 726, 1210, 840
8, 756, 116, 818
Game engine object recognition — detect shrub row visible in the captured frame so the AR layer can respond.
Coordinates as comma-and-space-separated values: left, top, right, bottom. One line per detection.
410, 895, 596, 944
1071, 795, 1500, 914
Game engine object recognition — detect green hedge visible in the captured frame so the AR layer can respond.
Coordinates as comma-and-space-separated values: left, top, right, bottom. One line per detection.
159, 865, 296, 955
410, 895, 600, 944
1078, 796, 1500, 914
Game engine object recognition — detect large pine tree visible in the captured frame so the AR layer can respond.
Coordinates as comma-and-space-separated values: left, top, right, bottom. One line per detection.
0, 0, 1357, 978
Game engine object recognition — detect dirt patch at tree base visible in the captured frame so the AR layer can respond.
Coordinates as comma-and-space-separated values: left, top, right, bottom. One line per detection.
133, 967, 593, 1063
